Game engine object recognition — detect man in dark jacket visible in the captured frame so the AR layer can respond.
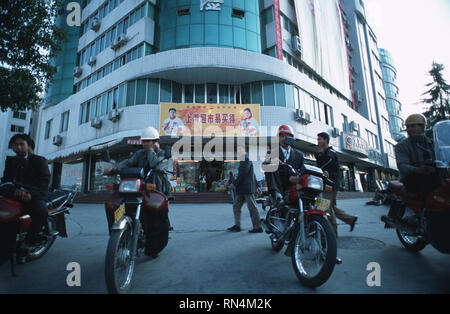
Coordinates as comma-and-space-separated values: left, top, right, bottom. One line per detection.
227, 145, 262, 233
316, 132, 357, 237
394, 113, 440, 196
264, 125, 305, 203
1, 134, 51, 245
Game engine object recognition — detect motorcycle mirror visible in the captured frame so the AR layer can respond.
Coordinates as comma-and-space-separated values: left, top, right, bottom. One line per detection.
101, 150, 111, 162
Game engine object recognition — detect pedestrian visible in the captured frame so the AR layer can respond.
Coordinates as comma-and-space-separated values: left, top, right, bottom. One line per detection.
316, 132, 357, 237
199, 172, 207, 192
227, 145, 263, 233
226, 171, 236, 204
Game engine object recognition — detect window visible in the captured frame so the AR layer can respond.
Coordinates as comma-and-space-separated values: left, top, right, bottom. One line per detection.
275, 82, 286, 107
60, 111, 70, 133
207, 83, 217, 104
126, 80, 136, 106
185, 84, 194, 103
241, 83, 251, 104
195, 84, 205, 103
45, 119, 52, 139
147, 79, 159, 104
219, 84, 229, 104
13, 111, 27, 120
160, 80, 172, 102
79, 102, 90, 124
10, 124, 25, 133
173, 82, 182, 103
251, 82, 262, 105
177, 7, 190, 16
232, 8, 245, 19
263, 81, 275, 106
136, 79, 147, 104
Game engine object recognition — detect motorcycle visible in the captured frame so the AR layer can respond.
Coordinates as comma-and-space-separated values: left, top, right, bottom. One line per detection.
0, 182, 76, 276
102, 150, 171, 294
381, 120, 450, 254
261, 137, 337, 288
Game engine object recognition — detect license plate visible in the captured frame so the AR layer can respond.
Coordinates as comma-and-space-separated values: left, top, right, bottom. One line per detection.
315, 197, 331, 211
114, 203, 125, 222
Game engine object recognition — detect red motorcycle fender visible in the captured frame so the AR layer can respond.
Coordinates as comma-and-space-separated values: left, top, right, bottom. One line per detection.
305, 209, 330, 222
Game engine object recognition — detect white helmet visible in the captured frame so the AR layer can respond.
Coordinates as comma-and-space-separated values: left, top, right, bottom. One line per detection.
141, 126, 159, 140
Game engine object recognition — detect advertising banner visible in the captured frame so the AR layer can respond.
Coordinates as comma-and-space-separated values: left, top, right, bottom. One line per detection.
273, 0, 283, 60
294, 0, 350, 98
159, 103, 261, 137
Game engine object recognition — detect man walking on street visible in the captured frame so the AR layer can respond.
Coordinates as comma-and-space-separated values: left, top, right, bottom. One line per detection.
227, 145, 263, 233
316, 132, 357, 237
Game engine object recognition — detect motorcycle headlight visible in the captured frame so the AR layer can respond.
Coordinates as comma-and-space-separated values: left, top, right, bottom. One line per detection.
307, 175, 323, 191
119, 180, 141, 193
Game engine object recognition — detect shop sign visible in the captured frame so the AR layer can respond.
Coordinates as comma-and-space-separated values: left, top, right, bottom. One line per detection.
159, 103, 261, 137
273, 0, 283, 60
368, 148, 385, 166
200, 0, 224, 11
341, 133, 368, 158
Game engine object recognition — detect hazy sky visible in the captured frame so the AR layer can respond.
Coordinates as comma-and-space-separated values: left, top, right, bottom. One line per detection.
363, 0, 450, 120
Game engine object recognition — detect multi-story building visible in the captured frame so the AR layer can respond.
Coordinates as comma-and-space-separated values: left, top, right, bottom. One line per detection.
0, 110, 37, 175
379, 48, 404, 141
342, 0, 398, 184
36, 0, 399, 195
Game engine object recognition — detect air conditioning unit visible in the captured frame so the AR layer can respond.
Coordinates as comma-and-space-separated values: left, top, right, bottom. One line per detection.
332, 127, 340, 138
52, 135, 63, 146
91, 18, 101, 31
111, 37, 121, 50
108, 109, 121, 122
291, 35, 302, 56
88, 56, 96, 66
117, 34, 128, 46
73, 66, 82, 77
294, 109, 311, 125
91, 117, 102, 129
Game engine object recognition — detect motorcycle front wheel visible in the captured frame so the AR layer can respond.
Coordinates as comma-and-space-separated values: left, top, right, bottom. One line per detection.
291, 215, 337, 288
105, 226, 135, 294
26, 216, 57, 262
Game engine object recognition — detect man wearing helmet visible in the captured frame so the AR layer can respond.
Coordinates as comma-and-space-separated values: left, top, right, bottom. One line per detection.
104, 126, 172, 256
395, 113, 440, 195
264, 125, 305, 203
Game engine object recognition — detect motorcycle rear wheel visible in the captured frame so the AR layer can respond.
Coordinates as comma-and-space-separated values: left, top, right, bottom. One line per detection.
291, 215, 337, 288
105, 227, 135, 294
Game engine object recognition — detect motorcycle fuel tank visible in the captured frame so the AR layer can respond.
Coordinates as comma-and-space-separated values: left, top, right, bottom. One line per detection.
0, 197, 24, 223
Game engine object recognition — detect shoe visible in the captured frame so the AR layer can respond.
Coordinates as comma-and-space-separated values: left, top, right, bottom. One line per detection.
169, 226, 174, 231
227, 225, 241, 232
248, 228, 263, 233
350, 217, 358, 232
336, 257, 342, 265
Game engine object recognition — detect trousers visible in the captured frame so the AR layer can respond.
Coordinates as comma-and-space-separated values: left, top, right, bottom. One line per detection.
323, 191, 356, 237
25, 198, 48, 242
232, 194, 261, 229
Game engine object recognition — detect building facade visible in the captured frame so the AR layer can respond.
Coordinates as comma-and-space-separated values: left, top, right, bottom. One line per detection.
378, 48, 404, 141
36, 0, 399, 195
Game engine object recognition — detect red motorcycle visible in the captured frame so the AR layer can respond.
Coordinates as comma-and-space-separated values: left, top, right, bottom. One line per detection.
0, 182, 76, 276
381, 120, 450, 254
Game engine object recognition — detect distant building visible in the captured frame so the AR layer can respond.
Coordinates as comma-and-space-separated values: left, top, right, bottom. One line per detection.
379, 48, 404, 141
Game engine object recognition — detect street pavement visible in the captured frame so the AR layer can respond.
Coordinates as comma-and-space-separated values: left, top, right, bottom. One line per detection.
1, 198, 450, 294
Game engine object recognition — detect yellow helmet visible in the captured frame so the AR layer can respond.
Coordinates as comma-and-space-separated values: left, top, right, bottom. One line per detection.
405, 113, 426, 126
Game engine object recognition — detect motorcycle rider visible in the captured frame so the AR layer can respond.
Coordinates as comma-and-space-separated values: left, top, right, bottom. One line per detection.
263, 125, 305, 204
104, 126, 171, 257
394, 113, 441, 197
1, 134, 51, 248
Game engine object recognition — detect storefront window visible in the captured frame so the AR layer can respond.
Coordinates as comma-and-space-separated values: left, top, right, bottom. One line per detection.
219, 84, 229, 104
184, 84, 194, 103
241, 83, 251, 104
172, 82, 182, 103
172, 161, 199, 193
195, 84, 205, 103
161, 79, 172, 102
61, 161, 83, 191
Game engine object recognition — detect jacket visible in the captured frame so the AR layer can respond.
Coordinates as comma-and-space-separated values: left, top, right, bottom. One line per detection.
116, 148, 172, 196
315, 146, 340, 191
280, 146, 305, 173
235, 154, 258, 195
1, 154, 50, 200
394, 135, 435, 179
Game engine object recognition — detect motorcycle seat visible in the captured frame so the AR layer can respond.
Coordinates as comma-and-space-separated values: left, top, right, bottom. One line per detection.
388, 181, 403, 193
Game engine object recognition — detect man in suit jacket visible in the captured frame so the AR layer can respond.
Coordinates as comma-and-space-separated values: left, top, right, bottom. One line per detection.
264, 125, 306, 203
1, 134, 50, 245
227, 145, 262, 233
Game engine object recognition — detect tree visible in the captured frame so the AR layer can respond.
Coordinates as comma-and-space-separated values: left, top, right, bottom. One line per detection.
421, 62, 450, 137
0, 0, 66, 112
